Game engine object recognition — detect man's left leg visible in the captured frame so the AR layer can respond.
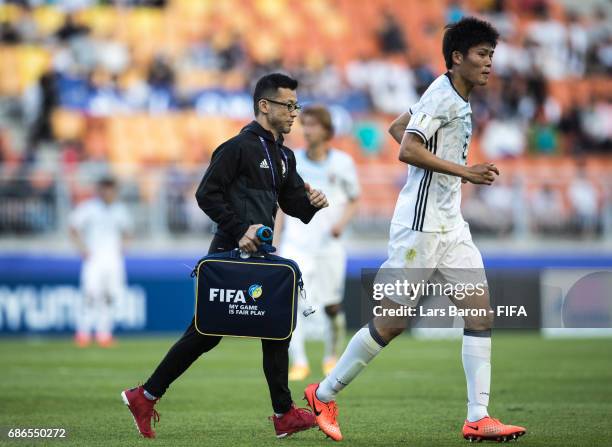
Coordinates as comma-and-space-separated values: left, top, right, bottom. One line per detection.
263, 338, 316, 438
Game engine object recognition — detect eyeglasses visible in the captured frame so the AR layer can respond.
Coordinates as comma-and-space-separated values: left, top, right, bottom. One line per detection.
263, 98, 302, 113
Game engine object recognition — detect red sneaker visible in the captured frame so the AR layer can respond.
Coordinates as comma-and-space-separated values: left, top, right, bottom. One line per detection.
121, 386, 160, 438
270, 403, 316, 438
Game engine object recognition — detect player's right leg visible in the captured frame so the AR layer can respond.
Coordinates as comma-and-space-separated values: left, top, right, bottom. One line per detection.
304, 305, 408, 441
305, 225, 436, 441
75, 262, 98, 347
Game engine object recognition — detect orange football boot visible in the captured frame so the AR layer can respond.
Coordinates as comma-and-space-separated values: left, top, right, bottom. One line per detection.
462, 416, 526, 442
303, 383, 342, 441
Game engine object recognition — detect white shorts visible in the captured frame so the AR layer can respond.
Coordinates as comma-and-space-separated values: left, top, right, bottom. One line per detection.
281, 245, 346, 307
377, 222, 487, 306
81, 258, 126, 305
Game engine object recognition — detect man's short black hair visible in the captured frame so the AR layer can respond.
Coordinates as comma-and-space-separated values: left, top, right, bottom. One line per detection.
253, 73, 298, 116
442, 17, 499, 70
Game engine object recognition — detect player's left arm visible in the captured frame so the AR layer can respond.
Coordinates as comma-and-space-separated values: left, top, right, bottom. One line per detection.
331, 156, 360, 238
119, 204, 134, 251
331, 198, 358, 238
68, 205, 89, 259
278, 150, 328, 223
388, 110, 412, 144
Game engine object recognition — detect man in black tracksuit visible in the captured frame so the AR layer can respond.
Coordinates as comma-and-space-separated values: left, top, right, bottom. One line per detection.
121, 73, 329, 439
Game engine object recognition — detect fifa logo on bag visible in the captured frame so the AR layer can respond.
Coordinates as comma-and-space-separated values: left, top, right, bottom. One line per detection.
210, 284, 263, 303
248, 284, 263, 301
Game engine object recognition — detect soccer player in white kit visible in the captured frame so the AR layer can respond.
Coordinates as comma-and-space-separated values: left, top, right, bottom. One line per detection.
304, 18, 526, 442
276, 105, 360, 381
69, 177, 132, 347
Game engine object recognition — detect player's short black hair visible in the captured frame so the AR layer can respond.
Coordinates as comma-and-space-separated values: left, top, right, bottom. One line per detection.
442, 17, 499, 70
253, 73, 298, 116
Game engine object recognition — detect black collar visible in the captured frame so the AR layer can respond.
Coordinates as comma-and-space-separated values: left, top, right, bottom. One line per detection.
445, 72, 469, 103
242, 120, 284, 146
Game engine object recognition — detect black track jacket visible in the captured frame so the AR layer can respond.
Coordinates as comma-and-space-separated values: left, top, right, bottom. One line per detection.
195, 120, 319, 241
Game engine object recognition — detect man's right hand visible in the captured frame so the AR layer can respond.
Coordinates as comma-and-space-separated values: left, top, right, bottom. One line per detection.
462, 163, 499, 185
238, 224, 264, 253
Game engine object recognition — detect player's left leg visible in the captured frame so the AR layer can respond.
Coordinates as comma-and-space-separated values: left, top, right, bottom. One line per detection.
322, 304, 345, 375
441, 224, 526, 442
318, 248, 347, 375
287, 251, 314, 381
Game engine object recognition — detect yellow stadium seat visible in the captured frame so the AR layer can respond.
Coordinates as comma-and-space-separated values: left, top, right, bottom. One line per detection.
18, 45, 51, 93
32, 6, 64, 35
51, 109, 86, 141
75, 6, 118, 37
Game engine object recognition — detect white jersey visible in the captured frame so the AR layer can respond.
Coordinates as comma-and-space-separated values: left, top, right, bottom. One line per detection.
392, 72, 472, 233
281, 149, 360, 253
69, 198, 133, 262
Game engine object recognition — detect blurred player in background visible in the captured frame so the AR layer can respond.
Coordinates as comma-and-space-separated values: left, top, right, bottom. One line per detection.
69, 176, 132, 348
304, 18, 527, 443
275, 105, 359, 381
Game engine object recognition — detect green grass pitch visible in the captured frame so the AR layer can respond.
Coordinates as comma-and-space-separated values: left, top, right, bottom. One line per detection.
1, 333, 611, 446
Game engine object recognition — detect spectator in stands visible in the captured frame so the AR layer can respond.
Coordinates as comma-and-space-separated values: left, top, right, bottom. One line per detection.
377, 10, 407, 55
146, 54, 176, 112
481, 116, 525, 159
13, 3, 38, 44
412, 56, 437, 96
22, 70, 59, 155
568, 163, 599, 236
580, 97, 612, 153
530, 183, 567, 234
0, 20, 20, 44
55, 13, 89, 42
528, 108, 559, 155
586, 7, 612, 75
526, 3, 568, 79
566, 11, 588, 77
217, 31, 246, 72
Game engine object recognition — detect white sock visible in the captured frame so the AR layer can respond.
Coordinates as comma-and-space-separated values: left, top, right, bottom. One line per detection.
316, 325, 386, 402
462, 332, 491, 422
143, 389, 157, 401
77, 294, 96, 337
324, 312, 346, 361
289, 313, 308, 367
96, 298, 114, 340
